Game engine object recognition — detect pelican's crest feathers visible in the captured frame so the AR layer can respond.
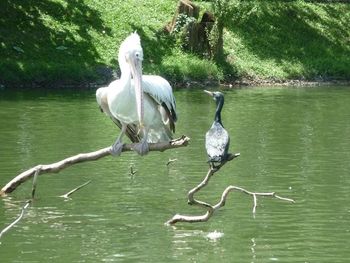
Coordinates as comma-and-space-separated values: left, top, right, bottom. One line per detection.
119, 33, 141, 53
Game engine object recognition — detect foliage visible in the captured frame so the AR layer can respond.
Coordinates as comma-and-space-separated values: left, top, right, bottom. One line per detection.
172, 13, 197, 35
210, 0, 236, 24
171, 13, 197, 50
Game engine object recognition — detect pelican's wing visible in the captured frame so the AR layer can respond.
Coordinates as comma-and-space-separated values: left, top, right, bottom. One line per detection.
96, 86, 110, 114
142, 75, 177, 132
96, 86, 141, 143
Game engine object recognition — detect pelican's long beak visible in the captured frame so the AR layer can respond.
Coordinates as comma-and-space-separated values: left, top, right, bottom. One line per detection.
130, 56, 143, 126
204, 90, 214, 97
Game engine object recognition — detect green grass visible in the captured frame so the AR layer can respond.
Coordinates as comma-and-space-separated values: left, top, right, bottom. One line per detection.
222, 1, 350, 81
0, 0, 349, 87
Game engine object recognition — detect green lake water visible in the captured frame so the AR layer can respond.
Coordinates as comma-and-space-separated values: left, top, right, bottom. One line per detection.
0, 86, 349, 262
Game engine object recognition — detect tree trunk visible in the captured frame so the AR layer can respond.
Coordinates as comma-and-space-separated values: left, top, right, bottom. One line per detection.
212, 21, 224, 62
166, 1, 217, 59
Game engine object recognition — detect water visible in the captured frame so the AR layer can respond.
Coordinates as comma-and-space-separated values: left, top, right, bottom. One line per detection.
0, 86, 350, 262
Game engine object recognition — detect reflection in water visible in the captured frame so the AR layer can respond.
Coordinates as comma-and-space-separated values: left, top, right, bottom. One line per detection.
171, 229, 201, 255
251, 238, 256, 263
170, 228, 226, 260
206, 230, 224, 241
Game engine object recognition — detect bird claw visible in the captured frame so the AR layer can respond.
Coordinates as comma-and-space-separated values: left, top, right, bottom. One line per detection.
111, 141, 124, 156
133, 139, 149, 156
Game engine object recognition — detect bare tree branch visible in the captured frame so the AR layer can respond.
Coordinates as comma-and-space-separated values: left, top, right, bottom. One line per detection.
59, 180, 91, 199
166, 153, 294, 225
187, 153, 240, 207
0, 200, 31, 239
0, 136, 190, 196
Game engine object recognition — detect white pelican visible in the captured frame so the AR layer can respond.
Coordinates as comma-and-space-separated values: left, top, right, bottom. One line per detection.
204, 90, 230, 168
96, 33, 177, 155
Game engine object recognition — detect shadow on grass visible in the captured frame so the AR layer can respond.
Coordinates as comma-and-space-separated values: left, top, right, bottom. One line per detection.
225, 2, 350, 79
129, 25, 175, 69
0, 0, 112, 86
130, 24, 225, 84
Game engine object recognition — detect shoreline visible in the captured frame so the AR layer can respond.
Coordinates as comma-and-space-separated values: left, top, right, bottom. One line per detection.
172, 77, 350, 89
223, 78, 350, 88
1, 77, 349, 91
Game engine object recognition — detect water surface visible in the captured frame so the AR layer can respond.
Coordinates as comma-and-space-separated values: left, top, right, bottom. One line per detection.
0, 86, 349, 262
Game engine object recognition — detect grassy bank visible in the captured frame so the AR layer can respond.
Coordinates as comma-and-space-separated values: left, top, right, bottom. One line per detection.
0, 0, 349, 88
222, 1, 350, 82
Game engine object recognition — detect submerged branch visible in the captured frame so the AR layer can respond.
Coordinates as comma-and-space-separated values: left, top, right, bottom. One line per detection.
166, 152, 294, 225
166, 158, 178, 166
0, 200, 31, 239
0, 136, 190, 196
31, 169, 40, 199
59, 180, 91, 199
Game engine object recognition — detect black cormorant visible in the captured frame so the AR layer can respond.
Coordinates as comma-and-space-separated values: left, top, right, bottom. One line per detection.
204, 90, 230, 168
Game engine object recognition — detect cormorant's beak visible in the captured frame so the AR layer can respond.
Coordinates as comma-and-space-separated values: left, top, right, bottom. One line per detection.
130, 55, 143, 126
204, 90, 214, 97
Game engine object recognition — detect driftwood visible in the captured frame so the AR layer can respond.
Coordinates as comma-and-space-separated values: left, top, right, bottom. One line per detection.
166, 153, 295, 225
0, 136, 190, 196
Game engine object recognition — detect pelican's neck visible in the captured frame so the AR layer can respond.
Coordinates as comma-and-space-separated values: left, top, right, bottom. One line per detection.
214, 97, 224, 125
119, 57, 132, 85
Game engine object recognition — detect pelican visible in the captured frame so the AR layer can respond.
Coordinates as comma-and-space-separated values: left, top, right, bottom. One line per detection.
204, 90, 230, 168
96, 33, 177, 156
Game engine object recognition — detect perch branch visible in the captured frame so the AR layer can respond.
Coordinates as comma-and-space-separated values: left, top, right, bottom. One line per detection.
166, 152, 294, 225
187, 153, 240, 207
0, 135, 190, 196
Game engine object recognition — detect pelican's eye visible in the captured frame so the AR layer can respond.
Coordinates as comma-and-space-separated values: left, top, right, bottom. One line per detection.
135, 51, 143, 61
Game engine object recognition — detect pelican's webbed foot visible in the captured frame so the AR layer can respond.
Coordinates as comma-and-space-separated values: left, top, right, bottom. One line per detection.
133, 138, 149, 156
111, 140, 124, 156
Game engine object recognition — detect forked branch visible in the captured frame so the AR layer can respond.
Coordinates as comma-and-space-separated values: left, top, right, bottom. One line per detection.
166, 153, 294, 225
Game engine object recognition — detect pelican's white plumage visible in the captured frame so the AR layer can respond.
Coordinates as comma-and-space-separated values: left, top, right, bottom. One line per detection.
96, 32, 177, 155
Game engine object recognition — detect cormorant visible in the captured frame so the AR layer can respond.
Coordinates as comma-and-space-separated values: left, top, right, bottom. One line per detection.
204, 90, 230, 168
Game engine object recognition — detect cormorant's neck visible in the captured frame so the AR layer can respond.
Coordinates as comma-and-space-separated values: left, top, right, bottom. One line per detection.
214, 97, 224, 125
